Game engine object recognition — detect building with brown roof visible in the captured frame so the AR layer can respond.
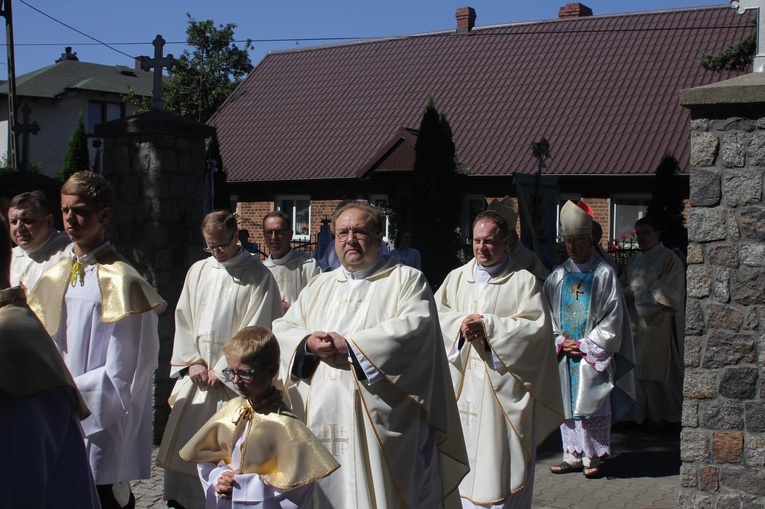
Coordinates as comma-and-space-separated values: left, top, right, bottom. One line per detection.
211, 3, 751, 258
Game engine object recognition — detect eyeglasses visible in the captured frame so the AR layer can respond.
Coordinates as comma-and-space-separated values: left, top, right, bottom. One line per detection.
264, 228, 290, 238
203, 234, 236, 253
222, 367, 263, 382
334, 227, 374, 242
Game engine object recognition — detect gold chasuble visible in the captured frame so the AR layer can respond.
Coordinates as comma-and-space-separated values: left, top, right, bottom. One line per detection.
28, 245, 166, 335
273, 257, 469, 509
180, 390, 339, 490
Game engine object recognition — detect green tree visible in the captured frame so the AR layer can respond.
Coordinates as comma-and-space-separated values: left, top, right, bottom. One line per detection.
700, 25, 755, 72
164, 15, 253, 122
206, 128, 230, 210
59, 113, 90, 180
410, 96, 462, 288
646, 153, 688, 254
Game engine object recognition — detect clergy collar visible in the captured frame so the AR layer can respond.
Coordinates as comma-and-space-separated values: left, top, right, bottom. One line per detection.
474, 255, 509, 282
269, 248, 296, 266
216, 246, 247, 268
73, 241, 111, 263
568, 252, 598, 273
341, 253, 386, 280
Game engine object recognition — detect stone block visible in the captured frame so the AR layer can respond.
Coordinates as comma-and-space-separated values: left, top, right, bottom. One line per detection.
709, 244, 739, 268
678, 490, 714, 509
687, 299, 705, 335
692, 118, 710, 131
689, 208, 727, 243
714, 118, 756, 132
685, 369, 717, 398
687, 243, 704, 264
721, 132, 747, 168
688, 266, 713, 298
680, 464, 697, 487
713, 432, 744, 463
706, 303, 744, 331
744, 309, 760, 330
747, 435, 765, 467
740, 206, 765, 241
715, 268, 731, 303
691, 167, 722, 205
746, 402, 765, 432
720, 466, 765, 496
682, 429, 711, 461
724, 170, 763, 206
691, 132, 719, 169
759, 334, 765, 365
683, 399, 700, 427
685, 335, 702, 367
716, 495, 742, 509
749, 132, 765, 166
719, 367, 759, 400
733, 268, 765, 306
742, 244, 765, 267
702, 330, 755, 368
700, 465, 719, 491
702, 399, 745, 430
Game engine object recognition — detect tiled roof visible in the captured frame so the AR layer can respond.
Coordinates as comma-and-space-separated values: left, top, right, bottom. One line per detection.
0, 59, 154, 98
211, 6, 752, 182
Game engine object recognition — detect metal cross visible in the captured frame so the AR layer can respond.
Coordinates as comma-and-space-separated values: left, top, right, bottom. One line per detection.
12, 103, 40, 171
569, 283, 585, 301
139, 35, 175, 111
731, 0, 765, 72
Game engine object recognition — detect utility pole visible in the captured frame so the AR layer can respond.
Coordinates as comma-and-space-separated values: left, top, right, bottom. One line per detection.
1, 0, 18, 169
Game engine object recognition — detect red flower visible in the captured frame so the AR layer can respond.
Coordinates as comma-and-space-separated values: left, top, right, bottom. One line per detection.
621, 234, 627, 240
630, 230, 636, 237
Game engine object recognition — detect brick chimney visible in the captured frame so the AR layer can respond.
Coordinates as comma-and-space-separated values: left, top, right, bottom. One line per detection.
55, 46, 79, 63
456, 7, 477, 34
558, 3, 593, 18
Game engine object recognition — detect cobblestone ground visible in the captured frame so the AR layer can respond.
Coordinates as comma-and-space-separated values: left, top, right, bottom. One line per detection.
134, 425, 680, 509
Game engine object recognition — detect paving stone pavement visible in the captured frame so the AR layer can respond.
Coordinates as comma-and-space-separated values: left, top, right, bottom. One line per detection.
133, 424, 680, 508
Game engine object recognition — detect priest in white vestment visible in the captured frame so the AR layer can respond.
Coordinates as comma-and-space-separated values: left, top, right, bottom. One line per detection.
487, 197, 548, 281
262, 210, 320, 313
8, 191, 71, 289
436, 210, 563, 509
158, 211, 284, 509
0, 219, 100, 509
29, 171, 167, 509
620, 217, 685, 426
273, 202, 469, 509
542, 201, 635, 479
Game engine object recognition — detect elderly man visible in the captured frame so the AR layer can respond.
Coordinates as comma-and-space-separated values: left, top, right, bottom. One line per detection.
8, 191, 70, 289
273, 202, 469, 509
262, 210, 320, 312
621, 217, 685, 428
488, 196, 549, 281
435, 210, 562, 508
542, 200, 635, 478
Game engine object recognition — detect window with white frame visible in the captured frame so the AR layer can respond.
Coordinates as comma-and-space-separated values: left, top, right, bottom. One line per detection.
276, 195, 311, 240
87, 101, 125, 135
612, 195, 650, 245
369, 194, 392, 246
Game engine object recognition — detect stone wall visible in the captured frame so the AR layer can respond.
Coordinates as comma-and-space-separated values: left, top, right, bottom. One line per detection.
680, 76, 765, 508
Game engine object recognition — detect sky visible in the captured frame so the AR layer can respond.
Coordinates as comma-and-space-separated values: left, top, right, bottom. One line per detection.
3, 0, 734, 78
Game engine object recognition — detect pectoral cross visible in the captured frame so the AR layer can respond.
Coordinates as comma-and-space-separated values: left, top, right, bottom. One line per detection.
459, 401, 478, 426
569, 283, 585, 300
320, 424, 349, 455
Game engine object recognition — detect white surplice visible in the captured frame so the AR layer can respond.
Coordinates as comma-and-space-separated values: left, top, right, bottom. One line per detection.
272, 256, 469, 509
10, 229, 71, 289
620, 242, 685, 423
263, 249, 320, 305
435, 258, 563, 508
158, 248, 283, 509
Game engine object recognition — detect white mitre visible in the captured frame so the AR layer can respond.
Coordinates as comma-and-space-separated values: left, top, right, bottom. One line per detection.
487, 196, 518, 229
560, 200, 593, 236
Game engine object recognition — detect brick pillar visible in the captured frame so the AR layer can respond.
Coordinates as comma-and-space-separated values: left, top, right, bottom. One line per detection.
95, 110, 215, 443
679, 74, 765, 507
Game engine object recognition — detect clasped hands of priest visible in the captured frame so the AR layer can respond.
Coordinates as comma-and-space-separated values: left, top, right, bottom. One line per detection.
188, 362, 222, 388
558, 332, 582, 359
307, 331, 350, 366
460, 314, 487, 343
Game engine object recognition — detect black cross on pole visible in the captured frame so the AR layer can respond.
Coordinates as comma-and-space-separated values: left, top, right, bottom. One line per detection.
12, 103, 40, 171
140, 35, 175, 111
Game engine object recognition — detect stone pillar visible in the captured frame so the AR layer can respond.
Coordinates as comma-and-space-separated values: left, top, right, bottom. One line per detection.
95, 110, 215, 442
680, 74, 765, 508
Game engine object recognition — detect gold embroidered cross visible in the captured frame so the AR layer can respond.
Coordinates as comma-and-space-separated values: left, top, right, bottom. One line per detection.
569, 283, 584, 300
320, 424, 349, 455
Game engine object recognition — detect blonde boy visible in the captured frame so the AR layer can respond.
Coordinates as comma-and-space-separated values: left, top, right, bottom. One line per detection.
180, 326, 338, 509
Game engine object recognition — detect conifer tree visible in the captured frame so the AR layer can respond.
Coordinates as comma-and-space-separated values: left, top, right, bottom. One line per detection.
206, 129, 230, 210
60, 112, 90, 180
646, 153, 688, 253
410, 96, 462, 288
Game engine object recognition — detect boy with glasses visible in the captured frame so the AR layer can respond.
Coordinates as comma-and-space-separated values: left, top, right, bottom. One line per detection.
28, 171, 166, 509
158, 210, 283, 509
180, 326, 338, 508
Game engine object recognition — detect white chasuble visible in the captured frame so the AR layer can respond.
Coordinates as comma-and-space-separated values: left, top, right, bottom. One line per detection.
158, 249, 283, 509
264, 250, 320, 305
436, 259, 563, 507
274, 257, 469, 509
